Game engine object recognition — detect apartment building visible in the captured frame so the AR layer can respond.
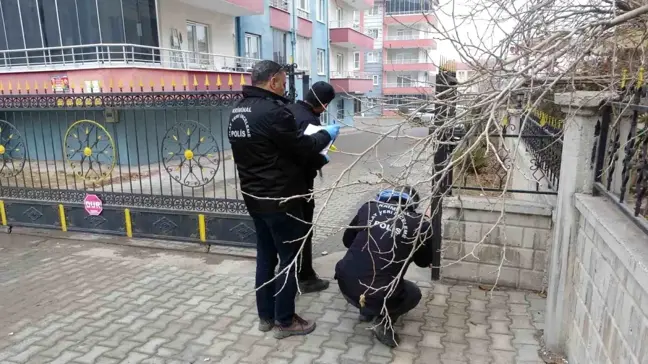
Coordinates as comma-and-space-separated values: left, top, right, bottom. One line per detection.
239, 0, 330, 90
361, 0, 439, 115
0, 0, 264, 90
324, 0, 375, 126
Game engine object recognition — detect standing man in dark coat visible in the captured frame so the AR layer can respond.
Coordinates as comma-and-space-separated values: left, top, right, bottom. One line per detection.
228, 60, 341, 339
286, 81, 337, 294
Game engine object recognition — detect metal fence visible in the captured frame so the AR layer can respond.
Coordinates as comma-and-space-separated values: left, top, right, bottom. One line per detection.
0, 90, 257, 247
594, 95, 648, 234
447, 112, 563, 196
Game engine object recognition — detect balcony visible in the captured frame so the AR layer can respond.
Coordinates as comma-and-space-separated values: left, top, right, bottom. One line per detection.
179, 0, 264, 15
270, 0, 291, 31
384, 13, 437, 26
334, 0, 374, 10
383, 58, 436, 72
329, 22, 374, 50
330, 71, 373, 94
0, 43, 259, 74
384, 34, 436, 49
383, 82, 434, 95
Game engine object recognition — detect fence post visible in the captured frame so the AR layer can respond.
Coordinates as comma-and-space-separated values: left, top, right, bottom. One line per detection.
430, 66, 457, 281
544, 91, 613, 351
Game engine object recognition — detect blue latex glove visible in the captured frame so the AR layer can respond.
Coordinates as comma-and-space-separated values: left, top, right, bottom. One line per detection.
324, 154, 330, 163
324, 124, 341, 140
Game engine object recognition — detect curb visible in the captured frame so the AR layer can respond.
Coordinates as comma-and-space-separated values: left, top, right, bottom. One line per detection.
7, 227, 257, 259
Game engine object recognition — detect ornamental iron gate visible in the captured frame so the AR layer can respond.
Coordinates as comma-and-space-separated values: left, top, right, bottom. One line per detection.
0, 90, 257, 247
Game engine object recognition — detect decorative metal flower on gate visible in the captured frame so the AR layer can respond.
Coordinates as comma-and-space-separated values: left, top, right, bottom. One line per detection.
64, 119, 116, 182
0, 119, 26, 178
161, 120, 221, 188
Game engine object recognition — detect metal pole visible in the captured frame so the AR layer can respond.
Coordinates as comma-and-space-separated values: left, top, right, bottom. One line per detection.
430, 63, 458, 281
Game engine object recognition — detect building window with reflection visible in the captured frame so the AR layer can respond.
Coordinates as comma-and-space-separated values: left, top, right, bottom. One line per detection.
0, 0, 160, 67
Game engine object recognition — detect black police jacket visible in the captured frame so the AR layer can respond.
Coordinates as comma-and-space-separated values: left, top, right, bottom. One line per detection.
228, 86, 332, 213
335, 201, 433, 313
286, 101, 329, 185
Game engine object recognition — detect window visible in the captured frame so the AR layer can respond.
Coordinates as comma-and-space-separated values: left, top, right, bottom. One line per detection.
0, 0, 160, 66
245, 33, 261, 59
187, 21, 210, 65
272, 29, 287, 64
396, 28, 414, 40
334, 7, 343, 28
296, 36, 310, 70
366, 28, 378, 39
336, 98, 345, 120
372, 75, 379, 85
354, 99, 362, 114
317, 49, 326, 74
335, 53, 344, 75
353, 52, 360, 70
316, 0, 325, 22
367, 52, 377, 63
298, 0, 309, 18
352, 11, 359, 28
367, 4, 380, 15
397, 75, 412, 87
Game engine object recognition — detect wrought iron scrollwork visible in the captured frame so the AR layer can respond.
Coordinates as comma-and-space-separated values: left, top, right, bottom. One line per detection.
161, 120, 221, 188
64, 119, 116, 183
0, 91, 243, 111
0, 119, 26, 178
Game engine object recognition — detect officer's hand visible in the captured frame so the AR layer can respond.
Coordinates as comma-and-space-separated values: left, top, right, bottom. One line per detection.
324, 125, 341, 140
324, 154, 330, 164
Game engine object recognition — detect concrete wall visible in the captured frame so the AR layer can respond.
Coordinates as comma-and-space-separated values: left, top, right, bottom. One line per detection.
563, 194, 648, 364
158, 0, 237, 57
442, 196, 554, 291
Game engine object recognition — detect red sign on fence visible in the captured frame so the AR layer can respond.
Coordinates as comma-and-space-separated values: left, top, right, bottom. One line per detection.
84, 194, 103, 216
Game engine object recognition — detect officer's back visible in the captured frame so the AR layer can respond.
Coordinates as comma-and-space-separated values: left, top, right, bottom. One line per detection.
227, 61, 332, 213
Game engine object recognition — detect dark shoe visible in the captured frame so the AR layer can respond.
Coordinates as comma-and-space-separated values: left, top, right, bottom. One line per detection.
258, 318, 274, 332
359, 313, 375, 322
372, 320, 400, 348
298, 277, 330, 294
273, 315, 316, 339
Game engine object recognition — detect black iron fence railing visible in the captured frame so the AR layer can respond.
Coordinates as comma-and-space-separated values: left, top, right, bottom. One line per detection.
594, 102, 648, 235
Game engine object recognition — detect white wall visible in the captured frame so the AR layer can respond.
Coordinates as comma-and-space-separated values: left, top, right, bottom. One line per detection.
157, 0, 237, 57
363, 5, 383, 49
564, 194, 648, 364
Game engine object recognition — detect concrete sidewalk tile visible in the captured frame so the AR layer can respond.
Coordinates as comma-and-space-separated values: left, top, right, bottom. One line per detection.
0, 235, 548, 364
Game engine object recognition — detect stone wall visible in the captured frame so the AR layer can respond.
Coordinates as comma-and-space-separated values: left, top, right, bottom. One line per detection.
563, 194, 648, 364
442, 196, 554, 291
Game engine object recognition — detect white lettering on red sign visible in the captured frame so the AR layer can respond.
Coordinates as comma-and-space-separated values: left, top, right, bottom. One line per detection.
84, 194, 103, 216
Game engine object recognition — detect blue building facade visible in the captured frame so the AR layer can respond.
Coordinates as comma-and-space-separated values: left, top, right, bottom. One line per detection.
364, 50, 384, 117
237, 0, 330, 102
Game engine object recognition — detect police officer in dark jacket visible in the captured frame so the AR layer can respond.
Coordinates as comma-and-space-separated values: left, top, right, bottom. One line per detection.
335, 186, 433, 347
228, 60, 340, 339
286, 81, 337, 294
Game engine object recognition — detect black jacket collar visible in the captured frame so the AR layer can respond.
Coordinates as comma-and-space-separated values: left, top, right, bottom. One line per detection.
242, 85, 290, 104
296, 100, 321, 116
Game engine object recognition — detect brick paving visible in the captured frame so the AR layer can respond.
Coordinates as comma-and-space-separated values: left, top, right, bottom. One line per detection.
0, 234, 547, 364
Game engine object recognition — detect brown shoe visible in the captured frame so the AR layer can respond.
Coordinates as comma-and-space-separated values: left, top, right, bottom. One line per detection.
273, 315, 316, 339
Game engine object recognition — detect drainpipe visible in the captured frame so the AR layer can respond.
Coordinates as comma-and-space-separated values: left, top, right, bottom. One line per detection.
325, 0, 332, 124
290, 0, 297, 66
235, 17, 242, 56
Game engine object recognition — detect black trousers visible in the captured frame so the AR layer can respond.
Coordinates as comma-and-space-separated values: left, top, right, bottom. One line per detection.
298, 198, 317, 281
341, 280, 422, 322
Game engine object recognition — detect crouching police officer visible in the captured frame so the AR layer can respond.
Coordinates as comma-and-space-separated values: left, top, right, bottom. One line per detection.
228, 60, 340, 339
334, 186, 433, 347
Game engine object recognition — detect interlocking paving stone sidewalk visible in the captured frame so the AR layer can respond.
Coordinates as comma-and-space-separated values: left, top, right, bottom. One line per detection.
0, 235, 547, 364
